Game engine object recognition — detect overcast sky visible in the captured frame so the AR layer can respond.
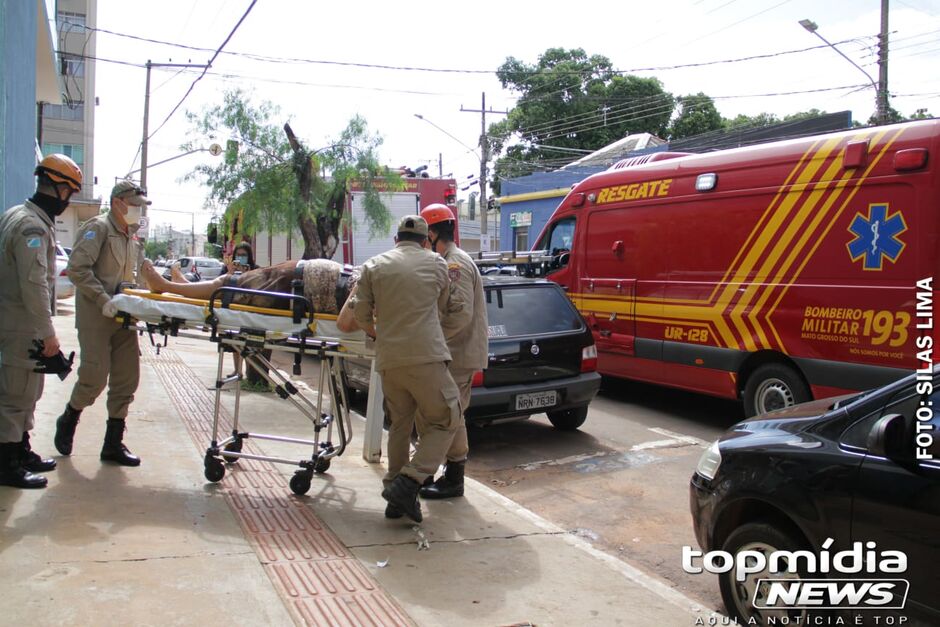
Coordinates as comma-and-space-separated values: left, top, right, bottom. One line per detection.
87, 0, 940, 234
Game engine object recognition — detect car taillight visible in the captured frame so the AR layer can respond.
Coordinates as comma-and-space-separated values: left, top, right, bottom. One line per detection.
471, 370, 484, 387
60, 268, 68, 276
581, 344, 598, 372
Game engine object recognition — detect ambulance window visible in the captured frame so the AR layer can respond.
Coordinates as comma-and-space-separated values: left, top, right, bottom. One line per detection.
538, 218, 575, 256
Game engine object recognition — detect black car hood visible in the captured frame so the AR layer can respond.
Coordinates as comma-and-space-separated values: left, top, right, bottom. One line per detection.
729, 395, 853, 437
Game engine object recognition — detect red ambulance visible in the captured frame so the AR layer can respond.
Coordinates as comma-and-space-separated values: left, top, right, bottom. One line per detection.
531, 120, 939, 416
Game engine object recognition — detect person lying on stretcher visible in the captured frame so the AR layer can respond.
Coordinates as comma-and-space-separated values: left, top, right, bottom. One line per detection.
140, 259, 368, 334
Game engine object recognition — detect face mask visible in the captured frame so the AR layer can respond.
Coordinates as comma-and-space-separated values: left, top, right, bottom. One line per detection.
124, 204, 142, 225
235, 255, 249, 266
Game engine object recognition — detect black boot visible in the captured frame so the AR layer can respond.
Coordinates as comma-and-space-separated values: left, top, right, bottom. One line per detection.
384, 504, 403, 519
100, 418, 141, 467
419, 460, 465, 500
381, 475, 423, 523
54, 404, 82, 455
21, 431, 56, 473
0, 442, 48, 489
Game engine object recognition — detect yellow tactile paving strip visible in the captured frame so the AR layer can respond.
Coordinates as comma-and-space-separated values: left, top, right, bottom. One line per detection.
143, 346, 413, 627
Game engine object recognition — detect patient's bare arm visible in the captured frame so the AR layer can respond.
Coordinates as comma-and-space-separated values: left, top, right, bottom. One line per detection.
336, 284, 363, 333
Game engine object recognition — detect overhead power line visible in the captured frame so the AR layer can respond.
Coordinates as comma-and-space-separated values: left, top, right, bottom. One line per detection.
84, 22, 884, 77
146, 0, 257, 142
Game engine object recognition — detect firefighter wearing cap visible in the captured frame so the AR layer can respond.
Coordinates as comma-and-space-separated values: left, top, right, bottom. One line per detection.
54, 180, 149, 467
352, 215, 462, 523
0, 154, 82, 488
418, 203, 488, 500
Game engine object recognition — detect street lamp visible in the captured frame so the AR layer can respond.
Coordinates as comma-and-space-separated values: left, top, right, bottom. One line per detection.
799, 18, 888, 125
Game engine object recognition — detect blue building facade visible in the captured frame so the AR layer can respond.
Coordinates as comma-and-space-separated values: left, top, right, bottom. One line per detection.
1, 0, 60, 212
497, 167, 601, 251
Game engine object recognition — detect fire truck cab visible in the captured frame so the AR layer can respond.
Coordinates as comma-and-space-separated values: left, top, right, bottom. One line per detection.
532, 120, 939, 416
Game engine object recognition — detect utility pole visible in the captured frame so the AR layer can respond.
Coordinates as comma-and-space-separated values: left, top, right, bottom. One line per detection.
461, 93, 507, 250
877, 0, 890, 125
137, 60, 209, 240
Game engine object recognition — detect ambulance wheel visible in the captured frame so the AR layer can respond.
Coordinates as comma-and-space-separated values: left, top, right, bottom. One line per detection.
222, 440, 242, 464
289, 471, 312, 495
205, 458, 225, 483
314, 457, 331, 474
743, 364, 809, 417
718, 522, 808, 625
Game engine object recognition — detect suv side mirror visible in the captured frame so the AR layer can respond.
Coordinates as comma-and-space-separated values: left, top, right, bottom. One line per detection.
867, 413, 914, 465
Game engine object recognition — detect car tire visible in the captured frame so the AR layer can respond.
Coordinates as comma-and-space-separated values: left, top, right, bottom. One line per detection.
719, 522, 809, 625
743, 363, 810, 417
546, 406, 588, 431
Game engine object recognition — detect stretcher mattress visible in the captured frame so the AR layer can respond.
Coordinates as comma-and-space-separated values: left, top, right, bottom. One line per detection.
110, 290, 369, 347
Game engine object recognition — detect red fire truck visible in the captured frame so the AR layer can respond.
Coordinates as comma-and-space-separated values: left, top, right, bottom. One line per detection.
527, 119, 938, 416
250, 176, 456, 266
339, 177, 457, 266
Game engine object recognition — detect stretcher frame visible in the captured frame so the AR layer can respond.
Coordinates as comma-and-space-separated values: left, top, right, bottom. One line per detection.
113, 285, 375, 495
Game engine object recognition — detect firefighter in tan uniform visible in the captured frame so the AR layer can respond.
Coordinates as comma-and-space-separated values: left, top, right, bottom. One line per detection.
54, 181, 149, 467
0, 155, 82, 489
418, 204, 488, 500
352, 215, 461, 523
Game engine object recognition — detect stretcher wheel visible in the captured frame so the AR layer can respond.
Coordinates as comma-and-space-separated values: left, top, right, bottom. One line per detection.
205, 458, 225, 483
314, 457, 331, 474
289, 471, 312, 495
222, 440, 242, 464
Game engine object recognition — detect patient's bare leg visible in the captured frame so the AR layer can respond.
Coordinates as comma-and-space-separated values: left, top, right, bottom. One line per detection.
170, 263, 190, 283
140, 260, 224, 299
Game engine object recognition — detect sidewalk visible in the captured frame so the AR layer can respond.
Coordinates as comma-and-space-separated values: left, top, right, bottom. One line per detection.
1, 308, 713, 626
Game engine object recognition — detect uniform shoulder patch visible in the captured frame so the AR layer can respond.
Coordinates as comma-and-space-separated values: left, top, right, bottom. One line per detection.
26, 237, 41, 248
84, 230, 96, 240
21, 226, 45, 237
448, 263, 461, 282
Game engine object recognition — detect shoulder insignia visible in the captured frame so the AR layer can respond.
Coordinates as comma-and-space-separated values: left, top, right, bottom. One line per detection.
448, 263, 461, 282
21, 226, 45, 237
84, 230, 96, 240
26, 237, 41, 248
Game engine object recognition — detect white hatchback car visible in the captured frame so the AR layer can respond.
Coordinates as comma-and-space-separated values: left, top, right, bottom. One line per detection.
55, 243, 74, 300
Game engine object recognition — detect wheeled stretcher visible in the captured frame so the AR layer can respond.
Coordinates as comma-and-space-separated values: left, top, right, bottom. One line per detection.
110, 285, 375, 495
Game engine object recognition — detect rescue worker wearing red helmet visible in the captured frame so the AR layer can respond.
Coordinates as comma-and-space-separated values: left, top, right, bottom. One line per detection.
414, 203, 488, 501
0, 154, 82, 488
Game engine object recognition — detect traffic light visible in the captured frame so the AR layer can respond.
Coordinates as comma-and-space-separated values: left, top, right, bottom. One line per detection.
444, 186, 456, 206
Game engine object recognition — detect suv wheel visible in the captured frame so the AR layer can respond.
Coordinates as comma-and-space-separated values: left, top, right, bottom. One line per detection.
743, 363, 809, 417
546, 406, 587, 431
719, 522, 809, 626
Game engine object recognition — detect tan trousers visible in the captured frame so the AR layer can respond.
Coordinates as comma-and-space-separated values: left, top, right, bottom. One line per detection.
69, 321, 140, 419
382, 361, 461, 486
442, 367, 474, 463
0, 365, 42, 442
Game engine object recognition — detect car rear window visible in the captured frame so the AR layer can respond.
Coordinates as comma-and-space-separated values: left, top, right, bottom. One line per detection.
485, 284, 583, 338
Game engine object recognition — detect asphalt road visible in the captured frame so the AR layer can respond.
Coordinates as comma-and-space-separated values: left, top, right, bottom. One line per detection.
463, 376, 746, 615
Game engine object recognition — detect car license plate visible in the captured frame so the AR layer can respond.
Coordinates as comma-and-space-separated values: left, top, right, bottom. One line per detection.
515, 390, 558, 411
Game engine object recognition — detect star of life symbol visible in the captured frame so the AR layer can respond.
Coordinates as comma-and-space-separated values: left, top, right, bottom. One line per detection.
847, 203, 907, 270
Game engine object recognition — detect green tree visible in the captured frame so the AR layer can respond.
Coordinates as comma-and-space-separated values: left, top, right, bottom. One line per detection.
183, 89, 399, 259
144, 239, 169, 260
491, 48, 674, 185
668, 93, 724, 139
724, 112, 780, 130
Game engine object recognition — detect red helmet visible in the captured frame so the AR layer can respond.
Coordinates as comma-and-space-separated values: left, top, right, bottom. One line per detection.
420, 203, 455, 227
35, 153, 83, 193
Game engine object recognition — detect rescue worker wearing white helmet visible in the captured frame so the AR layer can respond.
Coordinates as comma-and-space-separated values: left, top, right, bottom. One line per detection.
0, 154, 82, 488
415, 203, 488, 501
54, 180, 149, 467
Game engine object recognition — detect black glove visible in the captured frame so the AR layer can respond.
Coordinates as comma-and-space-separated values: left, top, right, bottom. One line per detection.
28, 340, 75, 381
